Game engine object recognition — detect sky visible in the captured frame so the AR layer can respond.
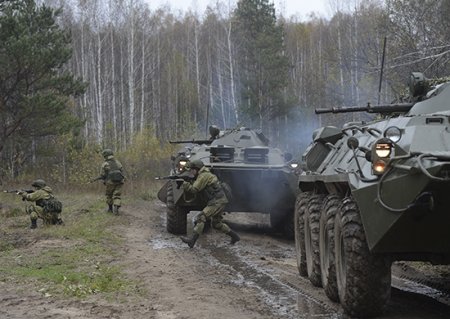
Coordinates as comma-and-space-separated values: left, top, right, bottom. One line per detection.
147, 0, 329, 20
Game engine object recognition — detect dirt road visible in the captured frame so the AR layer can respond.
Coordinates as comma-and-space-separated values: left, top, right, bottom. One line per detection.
1, 198, 450, 318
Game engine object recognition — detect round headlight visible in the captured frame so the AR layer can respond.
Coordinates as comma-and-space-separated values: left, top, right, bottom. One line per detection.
375, 140, 392, 158
373, 160, 387, 174
179, 160, 187, 167
290, 163, 298, 169
384, 126, 402, 143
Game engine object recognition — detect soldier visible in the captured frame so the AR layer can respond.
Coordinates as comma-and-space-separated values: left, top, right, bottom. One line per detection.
180, 159, 240, 248
20, 179, 63, 229
93, 149, 125, 214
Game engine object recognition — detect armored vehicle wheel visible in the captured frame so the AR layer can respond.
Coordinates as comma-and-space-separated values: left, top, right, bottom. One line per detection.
294, 192, 311, 277
319, 194, 341, 302
335, 197, 391, 317
305, 194, 324, 287
166, 183, 189, 235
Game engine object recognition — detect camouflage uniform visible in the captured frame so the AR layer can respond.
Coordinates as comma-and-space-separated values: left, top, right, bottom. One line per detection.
181, 160, 240, 248
98, 149, 124, 214
21, 180, 63, 229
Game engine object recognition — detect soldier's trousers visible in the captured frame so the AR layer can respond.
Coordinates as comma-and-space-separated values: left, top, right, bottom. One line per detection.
26, 205, 61, 225
105, 183, 123, 206
193, 203, 230, 235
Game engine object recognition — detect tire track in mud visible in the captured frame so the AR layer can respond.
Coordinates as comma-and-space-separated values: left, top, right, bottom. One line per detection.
155, 204, 450, 318
204, 241, 343, 319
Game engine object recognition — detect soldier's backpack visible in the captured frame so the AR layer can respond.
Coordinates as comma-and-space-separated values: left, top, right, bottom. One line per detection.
39, 196, 63, 214
221, 182, 233, 202
107, 159, 124, 183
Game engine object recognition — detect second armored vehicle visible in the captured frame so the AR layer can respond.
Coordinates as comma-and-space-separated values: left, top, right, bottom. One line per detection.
157, 126, 298, 238
295, 72, 450, 317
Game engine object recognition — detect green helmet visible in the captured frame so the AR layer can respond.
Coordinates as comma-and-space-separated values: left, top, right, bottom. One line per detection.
102, 149, 113, 157
189, 159, 204, 170
32, 179, 46, 189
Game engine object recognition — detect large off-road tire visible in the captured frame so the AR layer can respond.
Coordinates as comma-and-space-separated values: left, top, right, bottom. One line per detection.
319, 194, 341, 302
294, 192, 312, 277
305, 194, 324, 287
166, 183, 189, 235
335, 197, 391, 317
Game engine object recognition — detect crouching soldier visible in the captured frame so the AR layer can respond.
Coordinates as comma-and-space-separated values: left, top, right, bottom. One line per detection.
180, 159, 240, 248
20, 179, 63, 229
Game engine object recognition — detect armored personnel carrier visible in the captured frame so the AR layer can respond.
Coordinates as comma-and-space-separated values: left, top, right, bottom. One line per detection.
157, 126, 298, 238
295, 72, 450, 317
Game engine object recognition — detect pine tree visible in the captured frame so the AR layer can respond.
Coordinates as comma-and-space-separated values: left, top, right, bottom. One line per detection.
232, 0, 293, 131
0, 0, 86, 156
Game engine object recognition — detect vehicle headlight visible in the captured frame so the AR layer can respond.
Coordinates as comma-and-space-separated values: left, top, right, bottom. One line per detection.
375, 143, 392, 158
177, 160, 188, 173
372, 138, 393, 176
373, 160, 387, 174
290, 163, 298, 169
179, 160, 187, 167
384, 126, 402, 143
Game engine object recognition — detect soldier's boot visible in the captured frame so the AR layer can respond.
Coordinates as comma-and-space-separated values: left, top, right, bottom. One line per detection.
181, 234, 199, 248
107, 204, 113, 213
227, 230, 240, 245
30, 219, 37, 229
113, 205, 120, 215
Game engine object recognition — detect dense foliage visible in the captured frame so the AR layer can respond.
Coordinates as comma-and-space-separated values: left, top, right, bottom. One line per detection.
0, 0, 85, 179
233, 0, 293, 132
2, 0, 450, 185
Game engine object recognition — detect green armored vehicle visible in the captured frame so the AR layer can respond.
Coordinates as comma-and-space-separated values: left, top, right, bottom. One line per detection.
295, 72, 450, 317
157, 126, 298, 238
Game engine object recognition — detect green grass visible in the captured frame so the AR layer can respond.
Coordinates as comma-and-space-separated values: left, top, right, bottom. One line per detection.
0, 192, 140, 299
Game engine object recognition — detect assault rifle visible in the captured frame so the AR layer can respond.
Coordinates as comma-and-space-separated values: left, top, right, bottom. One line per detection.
3, 189, 34, 194
3, 189, 34, 200
315, 102, 415, 115
155, 174, 193, 189
89, 176, 104, 183
154, 175, 193, 181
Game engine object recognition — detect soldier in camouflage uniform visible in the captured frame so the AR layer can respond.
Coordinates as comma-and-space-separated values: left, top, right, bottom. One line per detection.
180, 159, 240, 248
20, 179, 63, 229
94, 149, 125, 214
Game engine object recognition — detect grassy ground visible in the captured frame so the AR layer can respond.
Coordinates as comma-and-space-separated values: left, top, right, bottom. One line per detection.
0, 187, 154, 300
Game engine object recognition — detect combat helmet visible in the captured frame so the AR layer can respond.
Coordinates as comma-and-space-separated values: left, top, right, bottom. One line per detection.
102, 149, 114, 158
32, 179, 46, 189
189, 159, 204, 170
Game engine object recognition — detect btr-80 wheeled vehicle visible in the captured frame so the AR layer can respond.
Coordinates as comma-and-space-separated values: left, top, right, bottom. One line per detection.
295, 72, 450, 317
157, 126, 298, 238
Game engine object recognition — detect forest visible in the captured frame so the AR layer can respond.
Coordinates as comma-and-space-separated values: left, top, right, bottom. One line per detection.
1, 0, 450, 185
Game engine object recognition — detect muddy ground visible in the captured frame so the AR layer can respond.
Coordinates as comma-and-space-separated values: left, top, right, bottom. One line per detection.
1, 198, 450, 319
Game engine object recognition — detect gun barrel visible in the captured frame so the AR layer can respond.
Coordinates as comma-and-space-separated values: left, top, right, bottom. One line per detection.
315, 103, 414, 114
315, 106, 367, 114
169, 139, 212, 145
3, 189, 33, 194
155, 175, 192, 181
